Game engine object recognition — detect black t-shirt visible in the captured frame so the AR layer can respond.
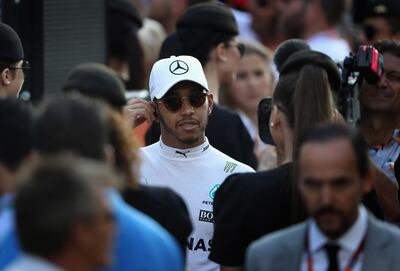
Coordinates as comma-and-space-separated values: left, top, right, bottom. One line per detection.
122, 185, 193, 257
209, 163, 303, 267
145, 104, 258, 169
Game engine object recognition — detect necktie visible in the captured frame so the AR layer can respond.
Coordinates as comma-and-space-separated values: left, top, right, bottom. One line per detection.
324, 243, 340, 271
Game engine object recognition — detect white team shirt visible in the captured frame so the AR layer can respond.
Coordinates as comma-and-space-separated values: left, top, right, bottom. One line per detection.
140, 138, 255, 271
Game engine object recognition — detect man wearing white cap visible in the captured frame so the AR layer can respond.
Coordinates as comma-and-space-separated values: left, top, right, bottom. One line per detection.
140, 55, 254, 271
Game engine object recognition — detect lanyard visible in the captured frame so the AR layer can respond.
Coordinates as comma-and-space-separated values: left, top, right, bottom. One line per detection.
305, 229, 366, 271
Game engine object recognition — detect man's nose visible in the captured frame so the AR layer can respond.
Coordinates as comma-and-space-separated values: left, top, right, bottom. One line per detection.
320, 185, 334, 206
377, 74, 389, 89
180, 97, 194, 114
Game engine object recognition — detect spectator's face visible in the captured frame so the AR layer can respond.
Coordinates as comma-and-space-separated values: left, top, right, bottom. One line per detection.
229, 53, 274, 115
156, 81, 213, 149
276, 0, 306, 38
298, 139, 371, 239
84, 188, 115, 268
360, 53, 400, 114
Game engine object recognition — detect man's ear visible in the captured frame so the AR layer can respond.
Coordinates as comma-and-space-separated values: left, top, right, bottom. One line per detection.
215, 42, 228, 62
207, 93, 214, 115
1, 68, 12, 85
153, 105, 160, 123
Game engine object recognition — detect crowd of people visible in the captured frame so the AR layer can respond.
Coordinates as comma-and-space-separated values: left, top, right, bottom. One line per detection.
1, 0, 400, 270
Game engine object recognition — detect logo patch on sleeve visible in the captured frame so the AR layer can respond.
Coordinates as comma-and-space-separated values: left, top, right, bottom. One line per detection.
224, 161, 237, 173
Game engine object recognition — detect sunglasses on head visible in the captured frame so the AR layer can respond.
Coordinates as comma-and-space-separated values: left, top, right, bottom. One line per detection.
156, 90, 208, 112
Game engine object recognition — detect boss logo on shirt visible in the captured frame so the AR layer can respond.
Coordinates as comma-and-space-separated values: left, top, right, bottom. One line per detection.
198, 209, 214, 223
224, 161, 237, 173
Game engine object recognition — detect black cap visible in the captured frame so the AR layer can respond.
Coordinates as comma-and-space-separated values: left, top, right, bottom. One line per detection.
0, 22, 24, 62
280, 50, 341, 92
62, 63, 127, 109
365, 0, 400, 18
177, 2, 238, 35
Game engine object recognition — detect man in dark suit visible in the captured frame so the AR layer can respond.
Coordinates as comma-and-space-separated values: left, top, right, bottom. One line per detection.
246, 123, 400, 271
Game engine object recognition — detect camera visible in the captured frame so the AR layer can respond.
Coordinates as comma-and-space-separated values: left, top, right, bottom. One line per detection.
337, 45, 384, 124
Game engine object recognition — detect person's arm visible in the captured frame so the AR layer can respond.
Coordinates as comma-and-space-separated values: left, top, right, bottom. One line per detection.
371, 161, 400, 222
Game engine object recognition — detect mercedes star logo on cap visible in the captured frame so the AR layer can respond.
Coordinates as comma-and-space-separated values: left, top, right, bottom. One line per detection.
169, 60, 189, 75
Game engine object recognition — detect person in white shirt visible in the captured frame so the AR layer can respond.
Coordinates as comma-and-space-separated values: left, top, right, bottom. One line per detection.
245, 123, 400, 271
140, 55, 254, 271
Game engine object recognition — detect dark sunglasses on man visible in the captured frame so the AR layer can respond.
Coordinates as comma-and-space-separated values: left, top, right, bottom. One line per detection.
155, 89, 209, 112
0, 60, 30, 78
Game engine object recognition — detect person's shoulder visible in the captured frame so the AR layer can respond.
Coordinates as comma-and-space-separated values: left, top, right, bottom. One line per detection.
248, 222, 306, 253
140, 142, 159, 153
111, 191, 183, 269
369, 215, 400, 242
209, 146, 255, 172
135, 185, 186, 207
209, 105, 244, 127
140, 142, 160, 160
211, 104, 239, 118
110, 189, 179, 247
224, 163, 292, 193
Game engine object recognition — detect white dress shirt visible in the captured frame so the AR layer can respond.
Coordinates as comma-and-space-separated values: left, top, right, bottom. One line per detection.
300, 206, 368, 271
3, 254, 64, 271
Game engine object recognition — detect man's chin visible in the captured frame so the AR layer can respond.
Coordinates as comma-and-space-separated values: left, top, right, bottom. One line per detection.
316, 216, 343, 239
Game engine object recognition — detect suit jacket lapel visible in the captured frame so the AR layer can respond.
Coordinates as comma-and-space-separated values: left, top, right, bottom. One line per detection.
362, 215, 391, 271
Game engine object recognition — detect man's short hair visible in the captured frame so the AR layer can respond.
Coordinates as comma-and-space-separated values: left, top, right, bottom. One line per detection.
34, 96, 109, 161
0, 98, 33, 171
15, 156, 116, 258
373, 39, 400, 58
294, 123, 370, 178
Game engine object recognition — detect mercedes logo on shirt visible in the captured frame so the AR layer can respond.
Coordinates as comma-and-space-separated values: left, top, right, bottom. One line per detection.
169, 60, 189, 75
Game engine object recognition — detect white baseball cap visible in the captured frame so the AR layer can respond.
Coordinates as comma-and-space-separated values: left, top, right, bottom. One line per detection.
149, 55, 209, 101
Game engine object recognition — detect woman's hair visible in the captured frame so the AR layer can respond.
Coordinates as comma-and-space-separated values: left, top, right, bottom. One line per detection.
273, 51, 339, 155
272, 51, 339, 222
159, 2, 238, 65
107, 109, 140, 189
107, 0, 145, 89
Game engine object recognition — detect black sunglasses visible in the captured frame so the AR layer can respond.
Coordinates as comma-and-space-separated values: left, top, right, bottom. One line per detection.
1, 60, 31, 78
156, 91, 208, 112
